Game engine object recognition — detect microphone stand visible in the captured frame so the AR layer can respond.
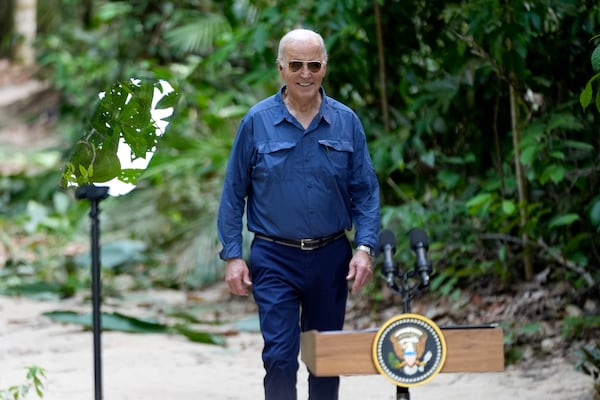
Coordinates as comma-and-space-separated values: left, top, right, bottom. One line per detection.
383, 259, 429, 400
76, 184, 109, 400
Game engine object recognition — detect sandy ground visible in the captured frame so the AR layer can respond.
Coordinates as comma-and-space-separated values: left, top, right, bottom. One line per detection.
0, 287, 596, 400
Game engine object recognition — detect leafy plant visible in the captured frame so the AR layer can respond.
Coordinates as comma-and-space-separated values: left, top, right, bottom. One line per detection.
0, 189, 89, 300
580, 34, 600, 112
0, 366, 46, 400
575, 342, 600, 398
500, 320, 545, 365
43, 310, 225, 345
561, 315, 600, 341
61, 79, 179, 189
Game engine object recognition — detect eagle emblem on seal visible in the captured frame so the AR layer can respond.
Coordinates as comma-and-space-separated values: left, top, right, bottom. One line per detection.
388, 326, 432, 375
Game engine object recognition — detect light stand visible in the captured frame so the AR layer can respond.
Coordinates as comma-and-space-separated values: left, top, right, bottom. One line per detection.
75, 184, 109, 400
59, 78, 177, 400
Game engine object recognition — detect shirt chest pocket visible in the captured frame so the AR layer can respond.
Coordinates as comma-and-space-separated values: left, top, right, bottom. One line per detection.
318, 139, 354, 173
254, 141, 297, 178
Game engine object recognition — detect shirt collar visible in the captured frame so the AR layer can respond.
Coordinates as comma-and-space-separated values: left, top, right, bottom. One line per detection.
275, 86, 332, 126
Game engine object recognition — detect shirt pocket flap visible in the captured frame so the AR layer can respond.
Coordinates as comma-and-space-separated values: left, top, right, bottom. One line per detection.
257, 141, 296, 154
318, 140, 354, 152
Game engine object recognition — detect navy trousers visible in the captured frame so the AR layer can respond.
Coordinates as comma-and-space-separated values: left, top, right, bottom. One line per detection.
249, 235, 352, 400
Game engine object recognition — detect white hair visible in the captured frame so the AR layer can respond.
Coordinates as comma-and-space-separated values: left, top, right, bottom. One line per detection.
277, 28, 328, 67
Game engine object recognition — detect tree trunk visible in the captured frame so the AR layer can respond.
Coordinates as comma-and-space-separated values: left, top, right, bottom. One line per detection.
13, 0, 37, 66
374, 1, 389, 133
509, 82, 534, 280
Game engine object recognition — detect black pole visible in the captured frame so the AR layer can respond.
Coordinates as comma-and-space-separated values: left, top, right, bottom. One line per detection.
397, 272, 411, 400
76, 185, 109, 400
90, 195, 103, 400
397, 386, 410, 400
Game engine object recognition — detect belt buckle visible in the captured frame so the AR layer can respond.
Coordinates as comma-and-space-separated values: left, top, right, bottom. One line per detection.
300, 238, 314, 250
300, 239, 308, 250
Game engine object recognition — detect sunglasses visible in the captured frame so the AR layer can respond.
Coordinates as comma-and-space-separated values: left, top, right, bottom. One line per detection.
287, 60, 324, 73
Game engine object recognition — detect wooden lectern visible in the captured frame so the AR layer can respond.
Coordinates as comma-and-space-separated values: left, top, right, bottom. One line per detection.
309, 229, 506, 398
301, 325, 504, 376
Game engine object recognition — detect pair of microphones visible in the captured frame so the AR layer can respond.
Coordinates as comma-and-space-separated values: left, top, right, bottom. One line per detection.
378, 228, 432, 288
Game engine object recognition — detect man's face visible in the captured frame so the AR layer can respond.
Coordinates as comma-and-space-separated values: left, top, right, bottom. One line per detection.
278, 38, 327, 101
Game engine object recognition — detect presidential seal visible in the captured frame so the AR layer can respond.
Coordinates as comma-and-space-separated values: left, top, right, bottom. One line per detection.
372, 313, 447, 387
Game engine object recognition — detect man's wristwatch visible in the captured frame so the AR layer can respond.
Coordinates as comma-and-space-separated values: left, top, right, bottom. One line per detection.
356, 244, 375, 259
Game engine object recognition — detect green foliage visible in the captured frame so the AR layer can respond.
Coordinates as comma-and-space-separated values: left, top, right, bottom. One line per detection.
61, 78, 178, 188
562, 315, 600, 340
371, 0, 599, 290
575, 341, 600, 398
0, 179, 89, 299
501, 320, 546, 364
2, 0, 599, 294
0, 366, 46, 400
580, 34, 600, 112
163, 11, 232, 56
43, 310, 225, 344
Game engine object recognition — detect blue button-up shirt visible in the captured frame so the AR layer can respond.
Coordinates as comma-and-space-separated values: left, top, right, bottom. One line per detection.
217, 87, 380, 260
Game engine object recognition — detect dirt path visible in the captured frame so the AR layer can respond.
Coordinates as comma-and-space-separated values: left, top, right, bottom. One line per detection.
0, 285, 595, 400
0, 59, 60, 153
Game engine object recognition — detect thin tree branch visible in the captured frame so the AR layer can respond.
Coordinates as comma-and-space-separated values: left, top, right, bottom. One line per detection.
480, 233, 595, 287
374, 1, 390, 133
536, 238, 595, 288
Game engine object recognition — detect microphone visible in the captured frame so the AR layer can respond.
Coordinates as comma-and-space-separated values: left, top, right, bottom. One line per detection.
378, 230, 397, 287
409, 228, 432, 288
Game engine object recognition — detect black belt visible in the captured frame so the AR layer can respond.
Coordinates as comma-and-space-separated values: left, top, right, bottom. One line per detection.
254, 231, 346, 250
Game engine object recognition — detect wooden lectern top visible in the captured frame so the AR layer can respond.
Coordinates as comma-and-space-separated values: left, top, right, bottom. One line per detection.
301, 325, 504, 377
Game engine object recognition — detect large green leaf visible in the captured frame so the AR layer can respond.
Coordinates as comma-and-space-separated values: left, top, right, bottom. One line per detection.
590, 198, 600, 230
559, 140, 594, 152
0, 282, 66, 300
172, 324, 226, 345
519, 143, 539, 165
546, 113, 584, 132
44, 310, 167, 333
465, 193, 494, 215
163, 13, 231, 55
437, 170, 461, 189
73, 239, 147, 270
43, 310, 224, 345
548, 213, 580, 229
580, 81, 593, 110
502, 200, 517, 215
540, 164, 566, 184
591, 43, 600, 72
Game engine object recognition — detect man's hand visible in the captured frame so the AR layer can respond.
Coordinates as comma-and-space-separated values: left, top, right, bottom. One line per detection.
225, 258, 252, 296
346, 251, 373, 294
